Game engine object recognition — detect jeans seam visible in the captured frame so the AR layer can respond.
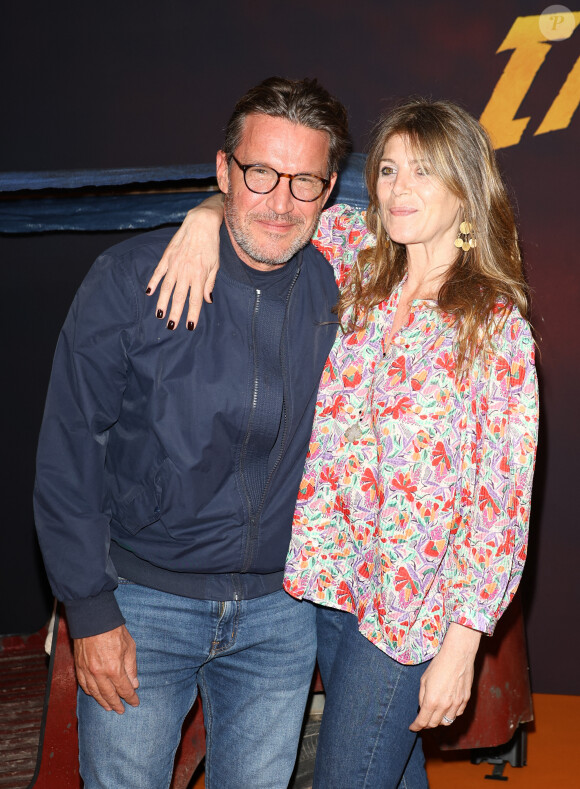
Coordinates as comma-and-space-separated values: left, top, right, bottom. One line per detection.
362, 661, 406, 788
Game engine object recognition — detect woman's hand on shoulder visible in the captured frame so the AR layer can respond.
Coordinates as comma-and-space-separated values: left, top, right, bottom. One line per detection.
409, 623, 481, 731
146, 194, 224, 330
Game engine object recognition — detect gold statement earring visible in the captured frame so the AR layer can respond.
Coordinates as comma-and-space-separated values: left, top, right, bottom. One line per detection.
454, 221, 477, 252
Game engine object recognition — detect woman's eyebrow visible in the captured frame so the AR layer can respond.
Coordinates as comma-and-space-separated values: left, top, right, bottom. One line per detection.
379, 157, 430, 165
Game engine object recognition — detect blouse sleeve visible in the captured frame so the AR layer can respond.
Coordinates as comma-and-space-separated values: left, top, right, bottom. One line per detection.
445, 307, 539, 635
311, 204, 373, 287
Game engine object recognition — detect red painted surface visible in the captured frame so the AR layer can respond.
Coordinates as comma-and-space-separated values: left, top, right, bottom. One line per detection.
32, 611, 81, 788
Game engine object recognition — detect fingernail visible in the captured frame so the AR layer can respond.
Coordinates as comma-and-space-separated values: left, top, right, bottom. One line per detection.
187, 321, 195, 331
145, 287, 151, 295
209, 292, 213, 303
167, 320, 175, 331
156, 309, 164, 319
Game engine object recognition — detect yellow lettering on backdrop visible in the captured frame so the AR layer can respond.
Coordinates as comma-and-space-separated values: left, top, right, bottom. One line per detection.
480, 12, 580, 149
535, 53, 580, 134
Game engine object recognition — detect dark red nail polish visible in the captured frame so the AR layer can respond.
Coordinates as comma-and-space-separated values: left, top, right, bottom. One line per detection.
145, 287, 151, 295
187, 321, 195, 331
209, 292, 213, 303
167, 320, 175, 331
156, 309, 164, 319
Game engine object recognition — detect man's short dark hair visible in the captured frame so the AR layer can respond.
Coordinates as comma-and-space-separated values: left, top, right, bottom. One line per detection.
223, 76, 351, 176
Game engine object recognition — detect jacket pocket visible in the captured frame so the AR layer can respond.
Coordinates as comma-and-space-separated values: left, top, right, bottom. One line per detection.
113, 459, 169, 535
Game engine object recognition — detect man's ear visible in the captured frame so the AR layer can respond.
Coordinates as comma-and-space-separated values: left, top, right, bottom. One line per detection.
216, 150, 229, 194
321, 172, 338, 208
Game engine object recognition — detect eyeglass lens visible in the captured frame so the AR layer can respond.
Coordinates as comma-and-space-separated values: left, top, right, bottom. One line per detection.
244, 165, 325, 201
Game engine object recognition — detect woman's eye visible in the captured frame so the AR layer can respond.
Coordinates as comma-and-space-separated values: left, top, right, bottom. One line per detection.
380, 166, 395, 176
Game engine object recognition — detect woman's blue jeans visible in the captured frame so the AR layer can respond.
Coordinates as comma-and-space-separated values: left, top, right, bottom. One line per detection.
315, 607, 430, 789
77, 581, 317, 789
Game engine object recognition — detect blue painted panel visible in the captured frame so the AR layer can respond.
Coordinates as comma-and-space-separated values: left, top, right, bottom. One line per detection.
0, 154, 368, 233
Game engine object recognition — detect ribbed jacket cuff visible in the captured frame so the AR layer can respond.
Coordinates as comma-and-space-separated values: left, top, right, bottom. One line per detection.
64, 590, 125, 639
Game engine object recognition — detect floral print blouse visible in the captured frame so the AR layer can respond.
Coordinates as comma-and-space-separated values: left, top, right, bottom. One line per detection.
283, 205, 539, 665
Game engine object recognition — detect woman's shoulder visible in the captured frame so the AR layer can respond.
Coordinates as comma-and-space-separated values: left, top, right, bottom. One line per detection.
313, 203, 372, 249
311, 204, 375, 277
489, 301, 534, 349
470, 301, 536, 385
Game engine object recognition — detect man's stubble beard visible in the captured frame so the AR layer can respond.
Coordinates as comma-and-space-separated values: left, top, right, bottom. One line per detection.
224, 193, 320, 267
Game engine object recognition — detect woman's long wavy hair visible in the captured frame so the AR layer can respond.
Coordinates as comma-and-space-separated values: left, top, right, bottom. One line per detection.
338, 98, 530, 374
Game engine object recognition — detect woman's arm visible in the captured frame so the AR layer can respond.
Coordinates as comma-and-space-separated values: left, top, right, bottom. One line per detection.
411, 308, 538, 731
146, 201, 369, 328
310, 204, 370, 288
409, 623, 481, 730
146, 194, 224, 329
447, 308, 539, 634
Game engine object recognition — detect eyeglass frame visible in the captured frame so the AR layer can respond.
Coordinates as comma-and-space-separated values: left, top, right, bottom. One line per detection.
230, 155, 331, 202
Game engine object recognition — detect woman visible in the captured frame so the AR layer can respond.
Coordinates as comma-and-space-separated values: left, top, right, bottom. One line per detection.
148, 99, 538, 788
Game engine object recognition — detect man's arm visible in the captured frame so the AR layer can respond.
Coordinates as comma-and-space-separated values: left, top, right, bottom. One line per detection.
74, 625, 140, 713
35, 247, 143, 710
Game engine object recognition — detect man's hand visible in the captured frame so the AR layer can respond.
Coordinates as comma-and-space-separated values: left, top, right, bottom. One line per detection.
146, 194, 224, 330
74, 624, 140, 714
409, 623, 481, 731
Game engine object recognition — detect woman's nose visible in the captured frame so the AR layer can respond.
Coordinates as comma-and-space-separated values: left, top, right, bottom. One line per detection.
393, 170, 412, 195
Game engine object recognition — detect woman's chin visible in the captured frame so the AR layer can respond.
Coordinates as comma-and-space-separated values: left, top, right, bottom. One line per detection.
389, 232, 414, 246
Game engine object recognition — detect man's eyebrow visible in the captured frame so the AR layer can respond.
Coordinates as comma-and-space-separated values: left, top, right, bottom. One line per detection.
244, 159, 327, 176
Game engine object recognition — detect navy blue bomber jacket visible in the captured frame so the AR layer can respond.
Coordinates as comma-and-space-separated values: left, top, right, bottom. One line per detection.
34, 227, 339, 638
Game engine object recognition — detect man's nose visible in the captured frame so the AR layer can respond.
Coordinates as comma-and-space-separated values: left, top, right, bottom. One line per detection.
266, 175, 295, 214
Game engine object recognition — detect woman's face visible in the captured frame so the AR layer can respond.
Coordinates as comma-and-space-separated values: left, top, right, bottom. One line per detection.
376, 134, 462, 253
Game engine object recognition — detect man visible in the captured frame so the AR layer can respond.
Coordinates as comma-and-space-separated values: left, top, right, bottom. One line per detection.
34, 77, 350, 789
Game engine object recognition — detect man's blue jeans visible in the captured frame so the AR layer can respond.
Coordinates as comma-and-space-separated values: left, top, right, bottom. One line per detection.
314, 607, 429, 789
77, 581, 317, 789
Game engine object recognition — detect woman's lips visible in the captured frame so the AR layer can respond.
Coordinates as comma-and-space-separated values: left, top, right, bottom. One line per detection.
389, 207, 417, 216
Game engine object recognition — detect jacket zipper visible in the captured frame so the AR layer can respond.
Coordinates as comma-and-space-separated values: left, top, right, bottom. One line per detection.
239, 288, 261, 569
241, 262, 302, 572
